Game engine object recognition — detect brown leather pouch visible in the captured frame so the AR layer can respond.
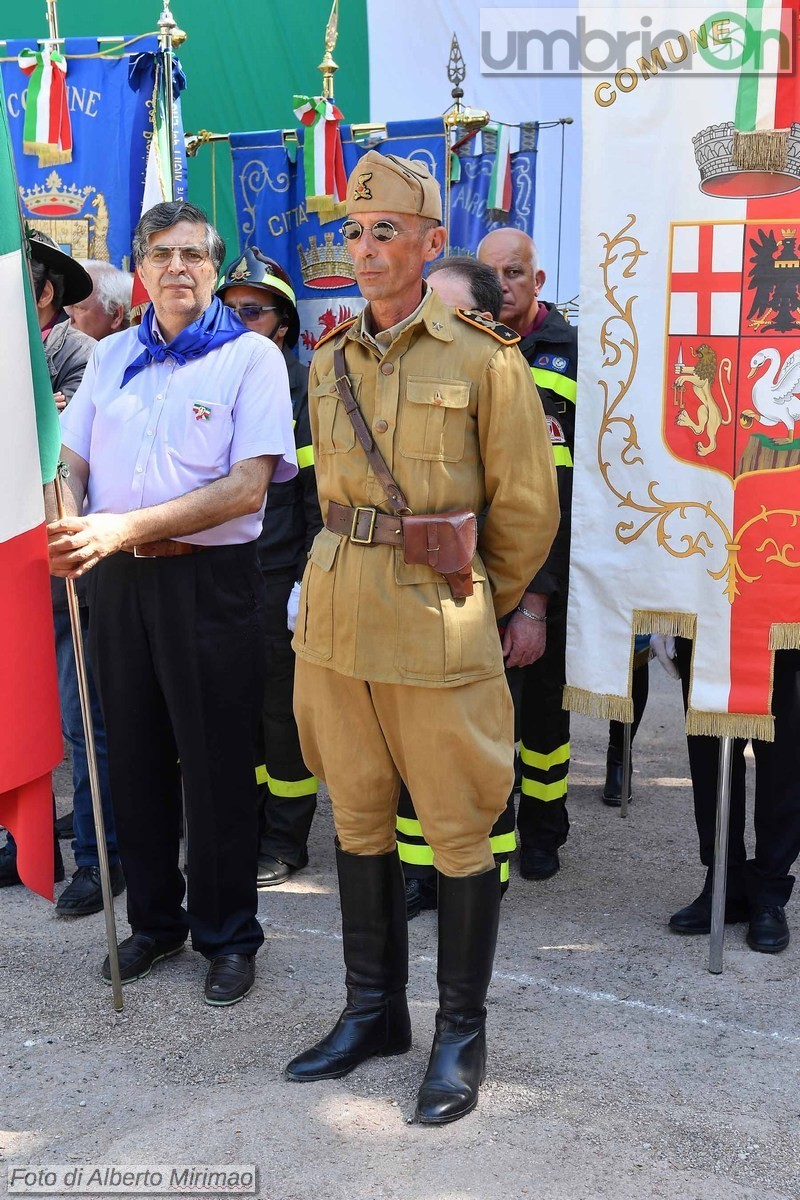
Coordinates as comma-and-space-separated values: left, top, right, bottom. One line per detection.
401, 511, 477, 599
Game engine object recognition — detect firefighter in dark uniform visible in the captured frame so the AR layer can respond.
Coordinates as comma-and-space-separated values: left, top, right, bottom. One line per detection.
217, 249, 323, 886
479, 229, 576, 881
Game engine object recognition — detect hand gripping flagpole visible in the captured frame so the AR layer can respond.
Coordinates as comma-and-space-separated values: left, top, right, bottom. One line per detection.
708, 735, 734, 974
53, 464, 123, 1011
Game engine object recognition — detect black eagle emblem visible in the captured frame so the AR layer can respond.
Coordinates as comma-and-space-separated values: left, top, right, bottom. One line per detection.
747, 228, 800, 334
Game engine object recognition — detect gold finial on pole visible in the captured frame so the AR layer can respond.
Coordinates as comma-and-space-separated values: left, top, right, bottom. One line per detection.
44, 0, 60, 46
318, 0, 339, 100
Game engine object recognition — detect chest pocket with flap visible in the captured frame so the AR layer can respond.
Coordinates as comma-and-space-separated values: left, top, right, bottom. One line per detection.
398, 377, 470, 462
313, 375, 362, 454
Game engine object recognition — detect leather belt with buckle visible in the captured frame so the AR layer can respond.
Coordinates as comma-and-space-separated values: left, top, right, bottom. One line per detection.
126, 540, 208, 558
326, 501, 404, 547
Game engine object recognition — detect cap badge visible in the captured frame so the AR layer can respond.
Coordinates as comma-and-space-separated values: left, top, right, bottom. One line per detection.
352, 172, 373, 201
229, 256, 250, 282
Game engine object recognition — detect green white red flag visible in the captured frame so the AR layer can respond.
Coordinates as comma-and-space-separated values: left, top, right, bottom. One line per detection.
486, 122, 513, 217
293, 95, 347, 215
0, 77, 63, 899
131, 52, 177, 320
17, 48, 72, 166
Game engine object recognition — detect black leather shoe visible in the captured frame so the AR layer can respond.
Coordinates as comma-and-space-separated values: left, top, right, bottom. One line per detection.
0, 840, 64, 887
257, 855, 296, 888
0, 843, 21, 888
520, 847, 560, 881
102, 932, 185, 985
747, 906, 790, 953
405, 875, 438, 921
55, 810, 74, 840
602, 757, 632, 808
669, 890, 749, 934
204, 953, 256, 1005
285, 988, 411, 1081
415, 1012, 486, 1124
56, 863, 125, 916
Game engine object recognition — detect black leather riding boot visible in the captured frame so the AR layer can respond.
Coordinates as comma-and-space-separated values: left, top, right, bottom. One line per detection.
415, 866, 501, 1124
285, 843, 411, 1082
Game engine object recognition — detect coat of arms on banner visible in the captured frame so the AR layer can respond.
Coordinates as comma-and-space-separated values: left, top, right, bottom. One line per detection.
664, 221, 800, 479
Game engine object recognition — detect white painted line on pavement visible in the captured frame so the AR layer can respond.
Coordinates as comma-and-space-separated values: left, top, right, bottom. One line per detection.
263, 920, 800, 1048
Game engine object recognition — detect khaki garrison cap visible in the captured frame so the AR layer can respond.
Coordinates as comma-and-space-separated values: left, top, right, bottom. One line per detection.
345, 150, 442, 221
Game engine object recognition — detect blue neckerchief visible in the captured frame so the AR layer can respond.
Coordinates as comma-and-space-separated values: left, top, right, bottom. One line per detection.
120, 295, 247, 388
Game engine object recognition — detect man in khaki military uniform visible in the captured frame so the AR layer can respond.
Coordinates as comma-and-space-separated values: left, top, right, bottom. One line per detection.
285, 151, 559, 1124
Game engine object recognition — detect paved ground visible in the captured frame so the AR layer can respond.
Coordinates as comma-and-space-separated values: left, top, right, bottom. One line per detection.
2, 665, 799, 1200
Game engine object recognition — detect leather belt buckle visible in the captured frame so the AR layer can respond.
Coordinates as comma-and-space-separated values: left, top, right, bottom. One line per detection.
350, 506, 377, 545
132, 544, 150, 558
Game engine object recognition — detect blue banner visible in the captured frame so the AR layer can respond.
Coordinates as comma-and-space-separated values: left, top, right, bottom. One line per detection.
448, 129, 538, 257
231, 118, 447, 357
1, 37, 185, 268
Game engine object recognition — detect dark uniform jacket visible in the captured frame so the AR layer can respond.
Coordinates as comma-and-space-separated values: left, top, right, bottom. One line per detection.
256, 345, 323, 584
521, 303, 577, 601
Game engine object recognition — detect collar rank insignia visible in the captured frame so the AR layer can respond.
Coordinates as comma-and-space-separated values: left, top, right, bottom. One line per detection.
193, 403, 211, 421
455, 308, 521, 345
352, 172, 373, 201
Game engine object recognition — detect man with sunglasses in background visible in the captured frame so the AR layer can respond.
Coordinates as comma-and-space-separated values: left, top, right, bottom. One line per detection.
217, 250, 322, 888
48, 202, 297, 1006
285, 152, 558, 1123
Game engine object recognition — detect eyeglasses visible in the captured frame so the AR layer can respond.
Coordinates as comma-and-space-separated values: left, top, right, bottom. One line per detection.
341, 219, 407, 243
227, 304, 279, 323
144, 245, 210, 267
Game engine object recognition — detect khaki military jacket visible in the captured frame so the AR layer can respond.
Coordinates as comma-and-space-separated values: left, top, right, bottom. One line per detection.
293, 289, 559, 687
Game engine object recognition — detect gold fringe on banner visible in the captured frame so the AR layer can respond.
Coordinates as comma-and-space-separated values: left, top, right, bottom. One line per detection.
305, 195, 346, 220
631, 610, 696, 638
769, 623, 800, 650
23, 139, 72, 167
685, 708, 775, 742
562, 685, 633, 724
733, 128, 788, 173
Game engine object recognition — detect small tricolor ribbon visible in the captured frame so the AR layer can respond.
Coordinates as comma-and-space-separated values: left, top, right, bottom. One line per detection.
293, 94, 347, 218
193, 403, 211, 421
486, 122, 513, 218
17, 48, 73, 166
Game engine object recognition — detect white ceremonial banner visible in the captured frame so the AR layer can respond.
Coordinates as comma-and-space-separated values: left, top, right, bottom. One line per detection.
565, 0, 800, 740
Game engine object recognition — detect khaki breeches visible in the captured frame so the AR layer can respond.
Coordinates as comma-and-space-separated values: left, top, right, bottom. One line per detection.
293, 659, 514, 876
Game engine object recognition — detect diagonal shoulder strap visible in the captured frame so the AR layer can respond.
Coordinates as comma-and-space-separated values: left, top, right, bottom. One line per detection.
333, 344, 411, 515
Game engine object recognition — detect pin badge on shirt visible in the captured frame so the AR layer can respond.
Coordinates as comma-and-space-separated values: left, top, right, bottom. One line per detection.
193, 403, 211, 421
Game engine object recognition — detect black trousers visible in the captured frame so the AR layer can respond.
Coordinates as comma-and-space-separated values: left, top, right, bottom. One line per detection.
676, 638, 800, 908
256, 577, 317, 868
88, 546, 266, 958
517, 601, 570, 852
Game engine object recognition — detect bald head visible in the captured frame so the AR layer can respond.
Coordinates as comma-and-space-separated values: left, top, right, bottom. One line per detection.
477, 228, 545, 334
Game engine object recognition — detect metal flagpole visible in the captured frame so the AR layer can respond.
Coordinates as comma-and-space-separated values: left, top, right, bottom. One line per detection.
619, 721, 632, 818
708, 735, 734, 974
44, 0, 60, 46
53, 468, 123, 1011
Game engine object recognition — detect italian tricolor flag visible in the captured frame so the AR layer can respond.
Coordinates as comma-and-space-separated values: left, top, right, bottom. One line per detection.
130, 53, 178, 320
0, 81, 63, 899
17, 48, 72, 167
293, 95, 347, 216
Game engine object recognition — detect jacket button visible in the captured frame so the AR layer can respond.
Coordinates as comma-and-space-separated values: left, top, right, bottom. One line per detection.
374, 419, 388, 434
380, 362, 394, 375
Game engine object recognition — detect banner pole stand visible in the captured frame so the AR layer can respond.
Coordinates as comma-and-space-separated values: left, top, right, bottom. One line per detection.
619, 721, 632, 818
54, 467, 123, 1011
708, 735, 734, 975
